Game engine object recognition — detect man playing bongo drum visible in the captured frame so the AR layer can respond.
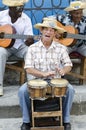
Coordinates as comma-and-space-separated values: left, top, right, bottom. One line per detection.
18, 17, 75, 130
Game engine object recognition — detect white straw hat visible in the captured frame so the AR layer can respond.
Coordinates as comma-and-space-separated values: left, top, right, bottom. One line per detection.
34, 17, 66, 33
64, 1, 86, 12
2, 0, 29, 6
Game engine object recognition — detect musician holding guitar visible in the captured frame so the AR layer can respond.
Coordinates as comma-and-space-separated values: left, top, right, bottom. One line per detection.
56, 1, 86, 56
0, 0, 34, 96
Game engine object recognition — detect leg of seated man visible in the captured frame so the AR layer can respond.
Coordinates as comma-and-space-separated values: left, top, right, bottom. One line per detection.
63, 83, 75, 130
18, 82, 31, 130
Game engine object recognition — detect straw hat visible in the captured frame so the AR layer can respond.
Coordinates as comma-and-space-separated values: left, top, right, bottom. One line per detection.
2, 0, 29, 6
34, 17, 66, 33
64, 1, 86, 12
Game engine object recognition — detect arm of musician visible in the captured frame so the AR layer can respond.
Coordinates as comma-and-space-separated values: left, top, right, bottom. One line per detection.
25, 37, 34, 46
56, 66, 72, 76
26, 68, 55, 78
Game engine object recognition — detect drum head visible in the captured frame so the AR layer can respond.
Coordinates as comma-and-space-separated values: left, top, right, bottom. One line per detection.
50, 78, 68, 87
28, 79, 48, 89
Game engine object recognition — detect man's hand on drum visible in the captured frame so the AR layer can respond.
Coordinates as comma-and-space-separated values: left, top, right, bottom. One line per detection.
43, 71, 55, 78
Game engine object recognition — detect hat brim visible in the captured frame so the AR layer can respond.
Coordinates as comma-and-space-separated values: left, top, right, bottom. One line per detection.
34, 23, 66, 33
64, 4, 86, 12
2, 0, 29, 6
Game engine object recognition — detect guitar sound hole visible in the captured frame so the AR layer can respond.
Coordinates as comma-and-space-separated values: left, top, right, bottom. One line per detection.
0, 32, 4, 38
63, 32, 67, 38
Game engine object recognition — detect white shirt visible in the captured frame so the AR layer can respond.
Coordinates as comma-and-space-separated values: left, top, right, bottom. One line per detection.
0, 9, 33, 49
25, 40, 72, 80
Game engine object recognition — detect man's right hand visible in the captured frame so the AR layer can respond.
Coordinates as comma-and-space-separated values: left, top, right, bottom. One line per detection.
25, 37, 34, 46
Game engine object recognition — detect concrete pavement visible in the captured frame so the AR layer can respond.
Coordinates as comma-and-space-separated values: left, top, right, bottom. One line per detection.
0, 84, 86, 130
0, 115, 86, 130
0, 84, 86, 118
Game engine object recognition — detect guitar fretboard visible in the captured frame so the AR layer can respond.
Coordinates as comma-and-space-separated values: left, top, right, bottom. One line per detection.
66, 33, 86, 40
3, 33, 41, 40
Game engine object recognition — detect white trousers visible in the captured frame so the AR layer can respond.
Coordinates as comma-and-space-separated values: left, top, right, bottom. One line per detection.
0, 44, 28, 88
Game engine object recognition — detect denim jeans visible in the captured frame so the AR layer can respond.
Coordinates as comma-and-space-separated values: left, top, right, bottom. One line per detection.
18, 82, 75, 123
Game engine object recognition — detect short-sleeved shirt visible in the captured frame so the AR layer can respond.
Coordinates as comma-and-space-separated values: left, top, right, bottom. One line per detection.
0, 9, 33, 49
25, 40, 72, 80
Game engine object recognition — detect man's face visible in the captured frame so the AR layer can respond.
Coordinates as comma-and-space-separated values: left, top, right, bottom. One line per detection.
41, 27, 56, 42
9, 5, 24, 18
70, 9, 83, 23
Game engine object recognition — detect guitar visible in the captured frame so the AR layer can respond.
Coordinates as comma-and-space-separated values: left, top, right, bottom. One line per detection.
54, 21, 86, 46
0, 24, 86, 48
0, 24, 41, 48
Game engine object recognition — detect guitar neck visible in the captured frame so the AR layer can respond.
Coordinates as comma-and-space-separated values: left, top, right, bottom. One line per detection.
65, 33, 86, 40
2, 32, 86, 40
3, 33, 41, 40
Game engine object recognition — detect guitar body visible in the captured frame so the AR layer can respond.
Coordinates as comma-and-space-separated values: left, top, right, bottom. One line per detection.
54, 21, 78, 46
0, 24, 15, 48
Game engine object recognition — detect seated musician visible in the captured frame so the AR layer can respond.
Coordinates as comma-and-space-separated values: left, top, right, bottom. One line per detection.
0, 0, 34, 96
18, 17, 75, 130
55, 1, 86, 56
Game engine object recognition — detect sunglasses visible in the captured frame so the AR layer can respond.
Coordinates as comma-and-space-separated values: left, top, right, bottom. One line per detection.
15, 5, 24, 12
9, 5, 24, 12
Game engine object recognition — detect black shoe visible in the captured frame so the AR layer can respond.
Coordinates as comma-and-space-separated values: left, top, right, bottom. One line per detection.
63, 123, 71, 130
21, 123, 31, 130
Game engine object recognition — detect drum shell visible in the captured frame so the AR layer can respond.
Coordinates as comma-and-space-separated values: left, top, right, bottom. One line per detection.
28, 79, 48, 99
53, 85, 67, 96
29, 85, 47, 99
50, 78, 68, 97
46, 86, 52, 96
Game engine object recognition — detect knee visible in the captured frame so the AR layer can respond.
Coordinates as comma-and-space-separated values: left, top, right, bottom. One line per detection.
0, 47, 7, 57
0, 47, 7, 54
18, 82, 28, 96
67, 83, 75, 95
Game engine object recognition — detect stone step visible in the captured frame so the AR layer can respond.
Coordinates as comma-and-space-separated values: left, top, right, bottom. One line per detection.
0, 115, 86, 130
0, 85, 86, 118
0, 86, 22, 118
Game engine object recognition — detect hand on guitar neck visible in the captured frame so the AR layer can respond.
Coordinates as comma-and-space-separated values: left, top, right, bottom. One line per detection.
0, 23, 85, 48
0, 24, 40, 48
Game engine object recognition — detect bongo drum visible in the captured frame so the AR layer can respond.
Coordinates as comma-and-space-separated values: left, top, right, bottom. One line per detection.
28, 79, 48, 99
50, 78, 68, 97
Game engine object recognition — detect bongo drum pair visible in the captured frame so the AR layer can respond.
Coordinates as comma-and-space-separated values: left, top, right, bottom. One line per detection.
28, 78, 68, 99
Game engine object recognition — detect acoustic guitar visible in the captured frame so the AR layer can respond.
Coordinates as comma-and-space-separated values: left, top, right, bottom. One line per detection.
0, 24, 86, 48
0, 24, 41, 48
54, 21, 86, 46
